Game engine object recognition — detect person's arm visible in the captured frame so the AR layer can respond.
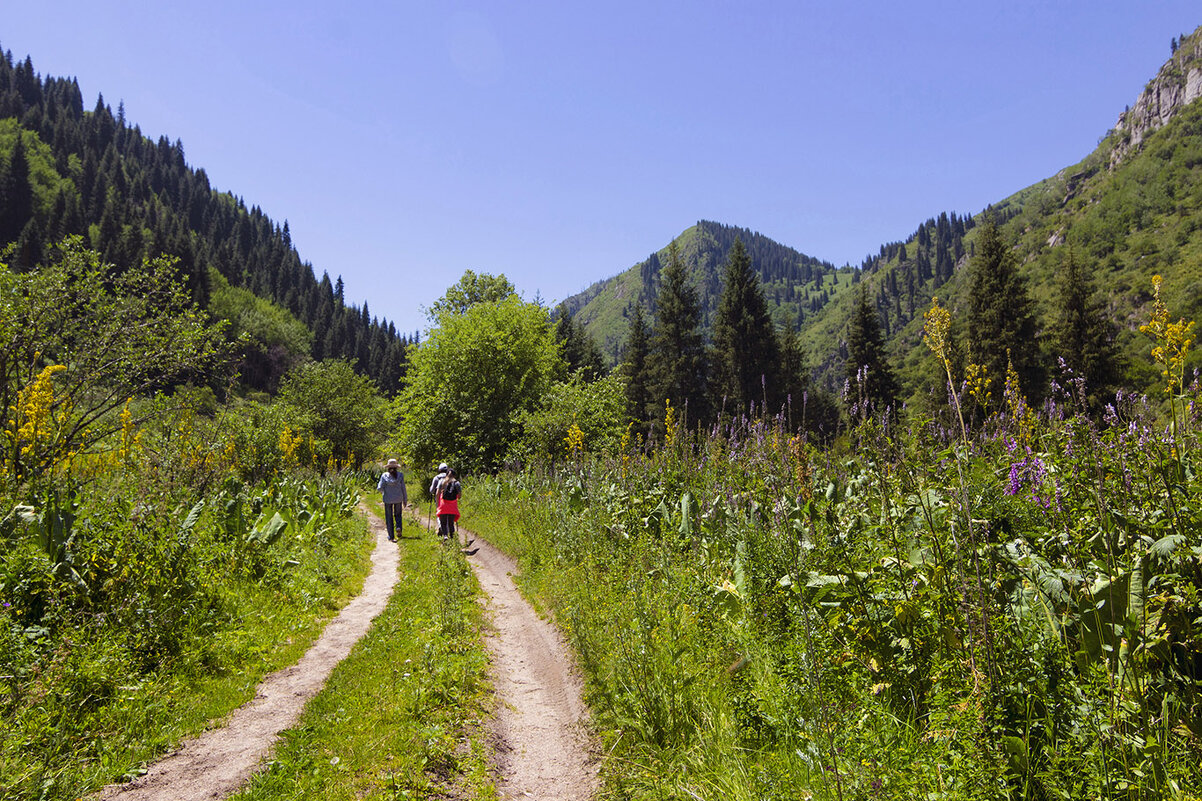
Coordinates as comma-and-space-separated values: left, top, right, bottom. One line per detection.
400, 476, 408, 506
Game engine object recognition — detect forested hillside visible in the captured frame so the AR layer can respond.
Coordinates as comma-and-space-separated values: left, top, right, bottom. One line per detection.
0, 47, 412, 394
833, 25, 1202, 403
563, 220, 840, 361
570, 26, 1202, 405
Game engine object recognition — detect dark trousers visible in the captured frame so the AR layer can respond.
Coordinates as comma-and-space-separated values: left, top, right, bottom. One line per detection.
438, 513, 456, 539
383, 502, 404, 539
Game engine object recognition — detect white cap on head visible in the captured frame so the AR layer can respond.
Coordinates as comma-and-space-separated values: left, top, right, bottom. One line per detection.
438, 463, 448, 472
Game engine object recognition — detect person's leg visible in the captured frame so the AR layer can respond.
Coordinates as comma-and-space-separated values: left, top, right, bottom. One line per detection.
383, 503, 394, 540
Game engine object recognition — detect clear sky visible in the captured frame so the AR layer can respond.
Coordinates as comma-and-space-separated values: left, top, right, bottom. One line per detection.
5, 2, 1200, 336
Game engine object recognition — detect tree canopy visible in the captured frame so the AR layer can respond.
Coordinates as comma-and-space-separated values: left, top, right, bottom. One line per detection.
845, 283, 899, 416
965, 217, 1043, 401
711, 238, 781, 416
426, 270, 517, 322
647, 241, 710, 429
396, 295, 564, 472
277, 359, 388, 465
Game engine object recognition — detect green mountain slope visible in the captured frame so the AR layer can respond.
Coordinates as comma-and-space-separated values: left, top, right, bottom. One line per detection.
571, 24, 1202, 401
565, 220, 840, 361
849, 24, 1202, 400
0, 50, 413, 394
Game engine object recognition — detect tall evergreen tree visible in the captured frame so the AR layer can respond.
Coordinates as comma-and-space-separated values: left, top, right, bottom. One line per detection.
1050, 245, 1122, 411
0, 132, 33, 244
621, 302, 653, 435
554, 304, 605, 380
648, 240, 710, 429
966, 217, 1043, 401
711, 238, 781, 416
779, 325, 810, 424
845, 283, 899, 415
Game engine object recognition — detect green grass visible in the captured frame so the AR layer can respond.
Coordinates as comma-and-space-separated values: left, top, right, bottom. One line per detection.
228, 501, 495, 801
1, 478, 376, 799
86, 521, 376, 786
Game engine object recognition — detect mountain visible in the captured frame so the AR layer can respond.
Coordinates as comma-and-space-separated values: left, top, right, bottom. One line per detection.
563, 220, 841, 362
855, 23, 1202, 400
569, 24, 1202, 401
0, 47, 412, 395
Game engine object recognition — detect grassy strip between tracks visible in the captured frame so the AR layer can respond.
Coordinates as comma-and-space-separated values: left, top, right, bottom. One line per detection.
229, 498, 495, 801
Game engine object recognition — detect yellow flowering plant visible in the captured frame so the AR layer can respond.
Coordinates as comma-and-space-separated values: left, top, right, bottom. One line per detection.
4, 364, 72, 481
564, 421, 585, 459
1140, 275, 1196, 447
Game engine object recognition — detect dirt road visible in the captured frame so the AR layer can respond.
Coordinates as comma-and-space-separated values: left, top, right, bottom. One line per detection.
95, 509, 597, 800
454, 526, 599, 800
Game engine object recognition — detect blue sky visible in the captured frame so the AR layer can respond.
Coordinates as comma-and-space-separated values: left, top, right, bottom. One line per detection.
5, 2, 1200, 336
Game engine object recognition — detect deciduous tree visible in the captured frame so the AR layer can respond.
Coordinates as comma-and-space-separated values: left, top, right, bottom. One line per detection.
397, 295, 564, 472
0, 238, 231, 484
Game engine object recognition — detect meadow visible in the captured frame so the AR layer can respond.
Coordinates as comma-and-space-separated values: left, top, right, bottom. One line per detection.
469, 309, 1202, 799
0, 396, 376, 799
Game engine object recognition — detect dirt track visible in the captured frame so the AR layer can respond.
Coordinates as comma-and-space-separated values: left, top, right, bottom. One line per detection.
451, 523, 599, 800
95, 508, 597, 800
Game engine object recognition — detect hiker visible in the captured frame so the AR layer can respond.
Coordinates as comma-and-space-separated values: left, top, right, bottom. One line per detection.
436, 468, 462, 540
377, 458, 408, 541
429, 462, 448, 497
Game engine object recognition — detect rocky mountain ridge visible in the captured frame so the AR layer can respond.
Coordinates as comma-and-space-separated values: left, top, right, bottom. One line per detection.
1112, 24, 1202, 165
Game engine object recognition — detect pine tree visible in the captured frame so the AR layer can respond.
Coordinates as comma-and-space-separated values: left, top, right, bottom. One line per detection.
648, 240, 710, 428
0, 132, 34, 243
621, 302, 653, 435
845, 283, 899, 415
1050, 245, 1122, 411
966, 217, 1043, 401
711, 238, 781, 416
555, 305, 605, 380
778, 325, 810, 426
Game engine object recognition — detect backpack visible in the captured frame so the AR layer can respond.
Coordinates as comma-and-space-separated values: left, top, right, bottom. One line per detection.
441, 480, 460, 501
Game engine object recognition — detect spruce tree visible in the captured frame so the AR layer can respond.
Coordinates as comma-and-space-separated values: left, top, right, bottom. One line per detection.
621, 302, 653, 434
555, 305, 605, 380
648, 240, 710, 428
0, 132, 34, 244
1050, 245, 1122, 411
845, 283, 899, 415
711, 238, 781, 416
966, 217, 1043, 401
778, 325, 811, 426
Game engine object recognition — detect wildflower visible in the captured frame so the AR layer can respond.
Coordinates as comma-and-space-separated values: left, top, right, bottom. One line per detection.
8, 364, 72, 478
1004, 352, 1036, 447
965, 362, 991, 410
117, 398, 142, 466
663, 399, 677, 449
923, 296, 952, 370
1140, 274, 1196, 396
279, 426, 304, 468
564, 420, 585, 459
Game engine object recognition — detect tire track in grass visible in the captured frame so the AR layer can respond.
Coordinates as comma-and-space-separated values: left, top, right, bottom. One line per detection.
96, 508, 399, 801
444, 521, 600, 801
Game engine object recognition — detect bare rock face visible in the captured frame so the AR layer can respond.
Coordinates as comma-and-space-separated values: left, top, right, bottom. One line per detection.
1111, 26, 1202, 167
